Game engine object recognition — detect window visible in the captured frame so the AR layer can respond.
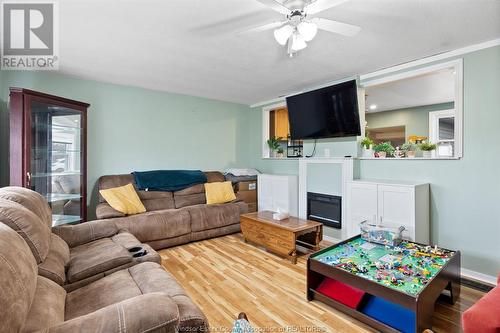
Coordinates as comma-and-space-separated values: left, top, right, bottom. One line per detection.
429, 110, 455, 157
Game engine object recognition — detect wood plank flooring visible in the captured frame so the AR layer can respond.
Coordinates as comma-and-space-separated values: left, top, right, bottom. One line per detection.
159, 234, 484, 333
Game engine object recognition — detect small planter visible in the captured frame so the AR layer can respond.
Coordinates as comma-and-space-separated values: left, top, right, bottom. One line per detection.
276, 152, 285, 158
377, 151, 387, 158
362, 148, 374, 158
406, 151, 416, 158
422, 151, 433, 158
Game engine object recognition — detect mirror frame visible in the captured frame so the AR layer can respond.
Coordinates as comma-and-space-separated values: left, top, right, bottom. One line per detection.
359, 59, 464, 159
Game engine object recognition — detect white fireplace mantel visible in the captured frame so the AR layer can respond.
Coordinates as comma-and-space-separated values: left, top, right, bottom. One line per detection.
298, 157, 354, 241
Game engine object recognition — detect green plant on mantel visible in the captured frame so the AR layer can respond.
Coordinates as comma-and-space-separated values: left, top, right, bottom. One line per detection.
419, 142, 437, 151
277, 147, 284, 154
373, 142, 395, 155
360, 137, 374, 149
267, 137, 282, 152
401, 142, 418, 152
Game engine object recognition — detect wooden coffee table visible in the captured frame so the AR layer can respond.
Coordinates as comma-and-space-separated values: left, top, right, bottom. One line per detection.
240, 211, 323, 264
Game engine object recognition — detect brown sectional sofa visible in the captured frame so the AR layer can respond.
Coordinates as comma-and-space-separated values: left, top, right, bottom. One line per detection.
0, 187, 209, 332
96, 171, 248, 250
0, 187, 159, 291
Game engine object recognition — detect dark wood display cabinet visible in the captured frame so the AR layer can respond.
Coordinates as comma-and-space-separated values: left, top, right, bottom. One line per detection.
9, 88, 90, 226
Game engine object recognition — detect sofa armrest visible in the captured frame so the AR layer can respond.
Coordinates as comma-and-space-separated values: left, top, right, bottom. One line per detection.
96, 202, 126, 220
52, 219, 119, 248
48, 293, 180, 333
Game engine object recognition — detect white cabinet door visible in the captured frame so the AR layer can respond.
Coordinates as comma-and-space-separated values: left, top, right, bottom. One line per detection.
272, 177, 289, 213
348, 182, 378, 237
257, 175, 274, 212
377, 185, 414, 230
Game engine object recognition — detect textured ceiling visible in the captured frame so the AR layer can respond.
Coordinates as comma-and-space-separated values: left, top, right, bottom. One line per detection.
58, 0, 500, 105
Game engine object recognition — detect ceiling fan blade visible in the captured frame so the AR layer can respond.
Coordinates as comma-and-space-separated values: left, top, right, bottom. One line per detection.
305, 0, 350, 15
255, 0, 290, 15
312, 18, 361, 36
237, 21, 286, 34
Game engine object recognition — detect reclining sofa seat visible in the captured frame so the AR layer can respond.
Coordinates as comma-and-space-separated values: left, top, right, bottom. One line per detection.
0, 187, 160, 291
96, 171, 248, 250
0, 221, 209, 332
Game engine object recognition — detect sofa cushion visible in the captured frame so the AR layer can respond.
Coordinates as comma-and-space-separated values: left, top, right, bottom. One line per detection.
67, 237, 133, 283
95, 202, 125, 219
113, 209, 191, 243
174, 184, 205, 196
55, 293, 180, 333
65, 262, 208, 331
0, 198, 51, 263
38, 234, 70, 285
205, 171, 225, 183
99, 183, 146, 215
0, 223, 38, 333
22, 276, 66, 333
98, 174, 135, 202
174, 193, 206, 208
0, 186, 52, 228
184, 202, 243, 232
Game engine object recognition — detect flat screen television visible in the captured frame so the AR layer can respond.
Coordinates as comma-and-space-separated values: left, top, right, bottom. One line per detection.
286, 80, 361, 140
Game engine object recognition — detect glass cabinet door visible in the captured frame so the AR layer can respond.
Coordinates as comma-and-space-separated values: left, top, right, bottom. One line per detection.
29, 100, 84, 226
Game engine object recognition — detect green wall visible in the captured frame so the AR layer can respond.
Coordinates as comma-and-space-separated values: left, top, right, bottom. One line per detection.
1, 45, 498, 277
365, 102, 454, 140
0, 71, 252, 218
246, 45, 500, 277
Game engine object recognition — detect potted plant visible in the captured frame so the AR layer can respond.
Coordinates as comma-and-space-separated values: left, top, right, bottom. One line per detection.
373, 142, 395, 158
276, 147, 285, 158
419, 141, 437, 158
401, 142, 418, 158
267, 137, 282, 157
360, 137, 374, 158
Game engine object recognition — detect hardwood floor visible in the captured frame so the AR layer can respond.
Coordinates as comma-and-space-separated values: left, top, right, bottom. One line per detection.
159, 233, 484, 333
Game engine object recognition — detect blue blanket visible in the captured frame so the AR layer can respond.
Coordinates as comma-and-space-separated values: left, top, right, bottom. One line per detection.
132, 170, 207, 192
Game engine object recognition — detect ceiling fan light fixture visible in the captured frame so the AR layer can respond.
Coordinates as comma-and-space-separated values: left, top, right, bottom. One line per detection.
297, 21, 317, 41
273, 24, 293, 46
291, 32, 307, 52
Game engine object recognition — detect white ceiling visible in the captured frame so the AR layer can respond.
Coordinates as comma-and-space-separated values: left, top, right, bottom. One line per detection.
59, 0, 500, 105
365, 68, 455, 112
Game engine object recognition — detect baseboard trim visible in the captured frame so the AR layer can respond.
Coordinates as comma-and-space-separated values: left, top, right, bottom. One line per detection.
461, 268, 497, 287
323, 235, 342, 244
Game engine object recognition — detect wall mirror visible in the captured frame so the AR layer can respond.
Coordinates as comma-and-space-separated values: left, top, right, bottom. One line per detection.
360, 60, 463, 159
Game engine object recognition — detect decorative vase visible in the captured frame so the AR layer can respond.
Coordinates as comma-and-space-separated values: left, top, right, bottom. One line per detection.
406, 151, 416, 158
362, 148, 374, 158
422, 151, 432, 158
276, 152, 284, 158
394, 147, 404, 158
377, 151, 387, 158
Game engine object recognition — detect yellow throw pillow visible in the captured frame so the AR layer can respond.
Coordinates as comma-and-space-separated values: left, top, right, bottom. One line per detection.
99, 183, 146, 215
204, 181, 236, 204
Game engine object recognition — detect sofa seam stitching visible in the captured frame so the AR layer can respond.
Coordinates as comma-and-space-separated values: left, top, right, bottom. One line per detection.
120, 303, 127, 333
7, 218, 43, 261
138, 315, 179, 333
68, 256, 131, 282
0, 254, 29, 302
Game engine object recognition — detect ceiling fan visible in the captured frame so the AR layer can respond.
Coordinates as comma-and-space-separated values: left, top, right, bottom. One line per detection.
242, 0, 361, 56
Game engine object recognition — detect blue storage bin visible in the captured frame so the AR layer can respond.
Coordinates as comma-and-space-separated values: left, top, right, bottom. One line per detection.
360, 295, 416, 333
